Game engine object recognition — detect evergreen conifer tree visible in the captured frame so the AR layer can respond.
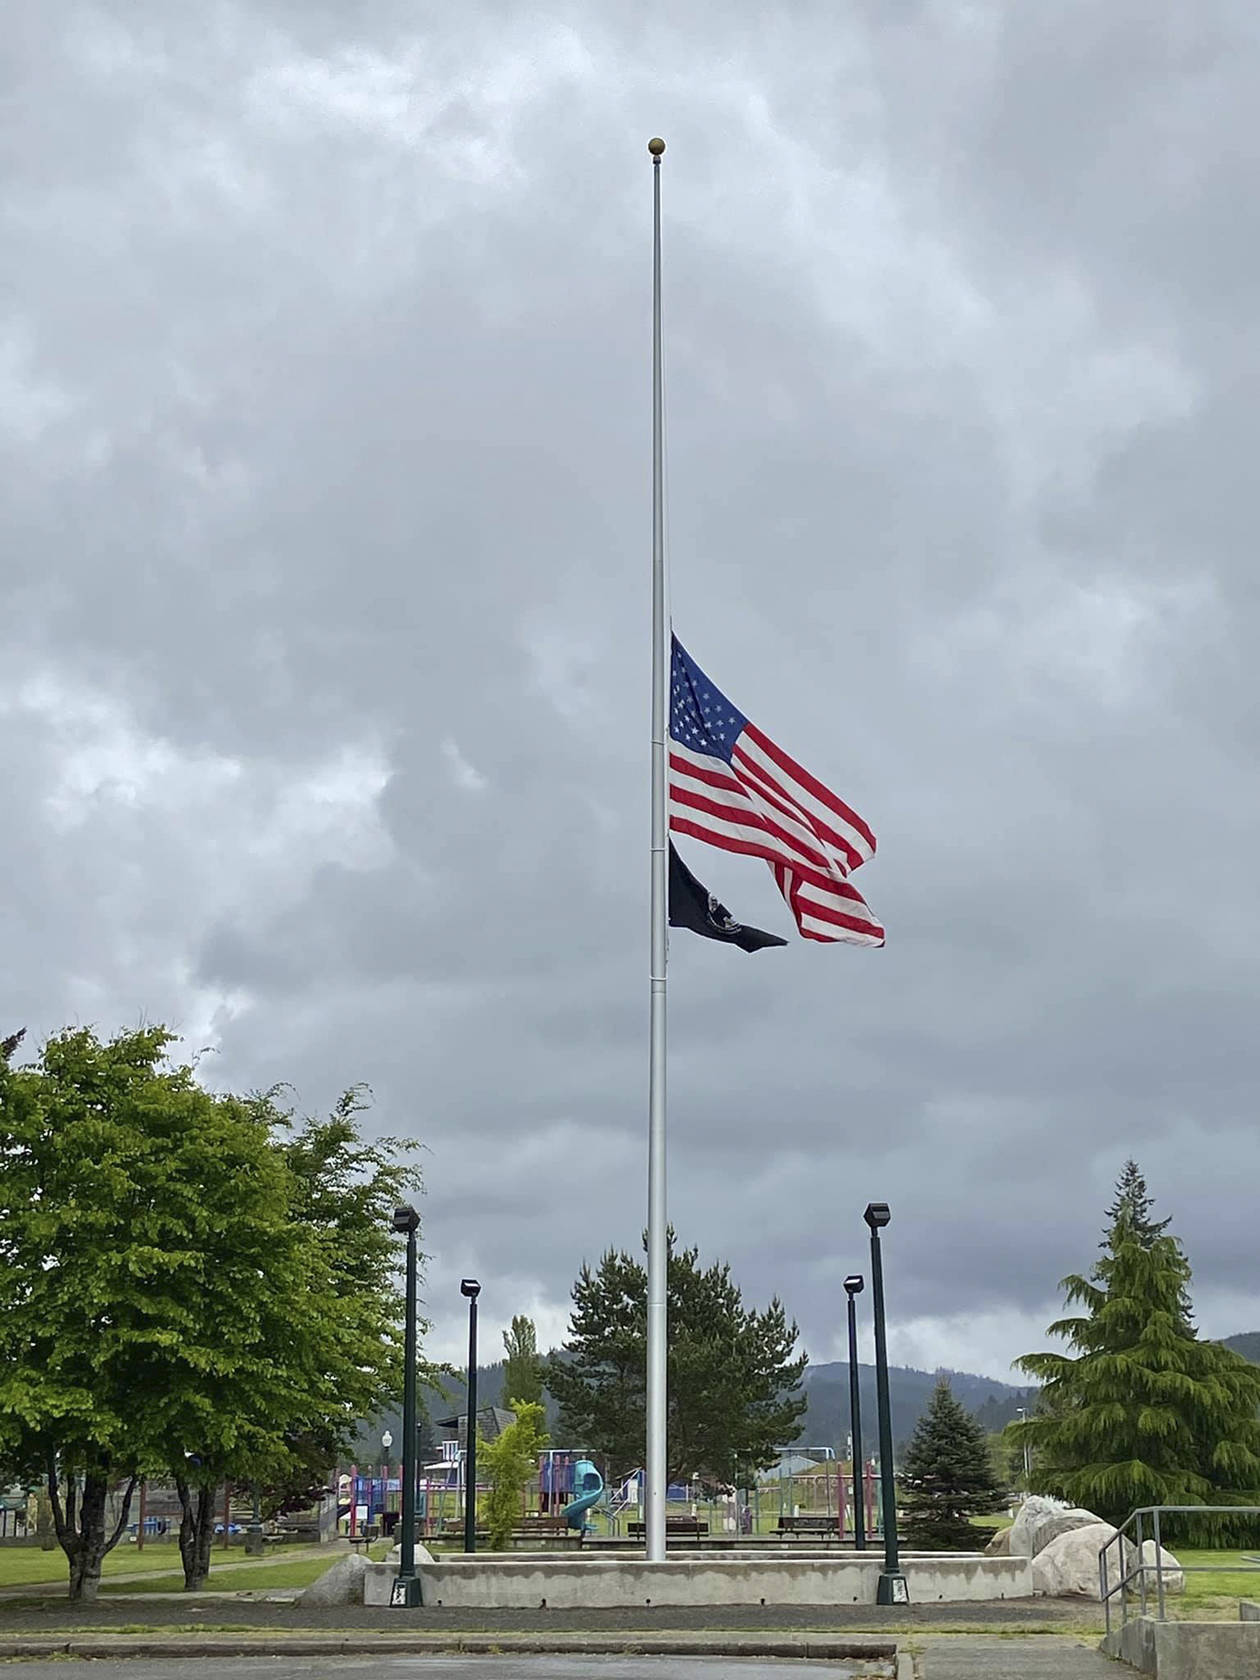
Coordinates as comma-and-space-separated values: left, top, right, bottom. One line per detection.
900, 1379, 1007, 1549
1018, 1178, 1260, 1542
1102, 1159, 1171, 1248
1101, 1158, 1192, 1328
547, 1233, 805, 1483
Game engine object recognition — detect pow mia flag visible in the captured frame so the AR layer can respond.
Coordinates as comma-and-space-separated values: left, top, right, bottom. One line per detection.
668, 843, 788, 953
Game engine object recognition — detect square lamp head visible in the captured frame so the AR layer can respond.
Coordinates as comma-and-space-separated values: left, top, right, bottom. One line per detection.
863, 1202, 891, 1231
460, 1278, 481, 1300
391, 1204, 420, 1235
843, 1274, 864, 1297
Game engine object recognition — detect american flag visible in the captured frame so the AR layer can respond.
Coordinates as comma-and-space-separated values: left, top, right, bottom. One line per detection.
668, 636, 884, 947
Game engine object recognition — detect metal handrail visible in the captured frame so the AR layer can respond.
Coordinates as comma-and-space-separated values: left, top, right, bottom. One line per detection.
1100, 1504, 1260, 1634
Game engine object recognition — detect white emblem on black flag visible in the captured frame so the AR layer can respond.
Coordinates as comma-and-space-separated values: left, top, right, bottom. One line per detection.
668, 843, 788, 952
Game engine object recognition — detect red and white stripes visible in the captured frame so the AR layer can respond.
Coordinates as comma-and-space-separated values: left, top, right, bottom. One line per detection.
669, 728, 884, 947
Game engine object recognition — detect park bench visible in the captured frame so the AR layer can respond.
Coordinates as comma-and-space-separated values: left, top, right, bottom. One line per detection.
627, 1517, 709, 1541
512, 1516, 583, 1545
777, 1514, 841, 1537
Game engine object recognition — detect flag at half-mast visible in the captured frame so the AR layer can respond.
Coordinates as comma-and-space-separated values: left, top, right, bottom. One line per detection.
668, 635, 885, 947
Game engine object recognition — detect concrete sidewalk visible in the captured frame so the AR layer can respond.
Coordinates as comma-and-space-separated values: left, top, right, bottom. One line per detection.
911, 1634, 1115, 1677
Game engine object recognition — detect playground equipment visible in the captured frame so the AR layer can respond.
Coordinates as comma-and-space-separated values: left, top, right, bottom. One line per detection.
562, 1458, 604, 1531
756, 1447, 880, 1539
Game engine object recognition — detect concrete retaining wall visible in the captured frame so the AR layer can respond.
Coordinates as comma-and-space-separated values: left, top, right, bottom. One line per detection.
1104, 1615, 1260, 1678
363, 1549, 1032, 1609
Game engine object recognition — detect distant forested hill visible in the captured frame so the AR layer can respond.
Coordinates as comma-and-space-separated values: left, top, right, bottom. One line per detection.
356, 1354, 1038, 1463
796, 1360, 1034, 1451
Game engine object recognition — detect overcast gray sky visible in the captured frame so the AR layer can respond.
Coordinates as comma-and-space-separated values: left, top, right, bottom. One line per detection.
5, 1, 1259, 1382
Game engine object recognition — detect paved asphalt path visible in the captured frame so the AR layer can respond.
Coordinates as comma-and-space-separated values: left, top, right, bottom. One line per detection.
0, 1643, 1122, 1677
0, 1662, 866, 1679
0, 1596, 1100, 1633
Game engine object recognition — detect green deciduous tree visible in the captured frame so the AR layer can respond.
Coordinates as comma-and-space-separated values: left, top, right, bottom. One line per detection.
546, 1234, 806, 1486
268, 1086, 432, 1502
1017, 1169, 1260, 1543
479, 1400, 550, 1550
166, 1087, 430, 1590
900, 1380, 1007, 1549
0, 1026, 291, 1597
501, 1316, 543, 1408
0, 1028, 429, 1598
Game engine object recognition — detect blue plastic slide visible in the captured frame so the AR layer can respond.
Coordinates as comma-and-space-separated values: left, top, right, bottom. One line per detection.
562, 1459, 604, 1531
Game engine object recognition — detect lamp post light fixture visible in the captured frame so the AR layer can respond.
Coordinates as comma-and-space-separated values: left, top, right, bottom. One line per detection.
1015, 1406, 1031, 1496
863, 1202, 909, 1605
390, 1205, 421, 1606
381, 1428, 393, 1525
843, 1274, 866, 1551
461, 1279, 481, 1555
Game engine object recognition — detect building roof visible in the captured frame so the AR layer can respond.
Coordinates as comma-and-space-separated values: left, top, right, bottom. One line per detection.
435, 1405, 517, 1444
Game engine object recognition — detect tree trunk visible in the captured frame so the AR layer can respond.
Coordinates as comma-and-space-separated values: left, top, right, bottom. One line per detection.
175, 1478, 217, 1591
35, 1491, 57, 1551
49, 1458, 137, 1603
68, 1477, 106, 1601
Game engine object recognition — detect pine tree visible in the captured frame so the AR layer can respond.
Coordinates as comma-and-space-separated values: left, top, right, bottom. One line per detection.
900, 1380, 1007, 1549
546, 1233, 806, 1484
1018, 1181, 1260, 1543
1102, 1160, 1171, 1248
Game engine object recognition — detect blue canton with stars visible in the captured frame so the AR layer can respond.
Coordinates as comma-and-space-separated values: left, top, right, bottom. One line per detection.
670, 636, 748, 762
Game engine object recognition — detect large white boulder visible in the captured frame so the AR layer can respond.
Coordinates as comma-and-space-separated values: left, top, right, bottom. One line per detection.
1030, 1507, 1103, 1555
385, 1541, 434, 1566
299, 1552, 369, 1607
1031, 1522, 1184, 1600
1008, 1495, 1071, 1557
1134, 1539, 1186, 1598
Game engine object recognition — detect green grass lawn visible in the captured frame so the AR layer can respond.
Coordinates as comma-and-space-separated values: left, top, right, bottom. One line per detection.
1156, 1548, 1260, 1620
0, 1542, 323, 1592
97, 1554, 341, 1594
0, 1544, 187, 1588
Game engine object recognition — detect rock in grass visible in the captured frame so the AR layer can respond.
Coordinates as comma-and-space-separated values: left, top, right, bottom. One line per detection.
385, 1542, 434, 1566
1031, 1522, 1184, 1599
299, 1552, 369, 1606
1029, 1507, 1105, 1556
1008, 1495, 1072, 1557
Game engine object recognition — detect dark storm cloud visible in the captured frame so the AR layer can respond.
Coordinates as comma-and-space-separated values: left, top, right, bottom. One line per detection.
4, 0, 1260, 1374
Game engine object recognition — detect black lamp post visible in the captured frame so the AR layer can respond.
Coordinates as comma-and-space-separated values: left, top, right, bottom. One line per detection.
843, 1274, 866, 1552
461, 1279, 481, 1554
864, 1202, 909, 1605
391, 1204, 421, 1607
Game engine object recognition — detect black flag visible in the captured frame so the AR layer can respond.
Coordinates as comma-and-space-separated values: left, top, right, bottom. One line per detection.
668, 844, 788, 952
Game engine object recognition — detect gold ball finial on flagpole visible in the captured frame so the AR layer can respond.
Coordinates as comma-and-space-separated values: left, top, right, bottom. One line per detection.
648, 137, 665, 158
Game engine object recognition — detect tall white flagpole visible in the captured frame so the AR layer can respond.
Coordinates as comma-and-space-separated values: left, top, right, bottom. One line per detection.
645, 134, 668, 1565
